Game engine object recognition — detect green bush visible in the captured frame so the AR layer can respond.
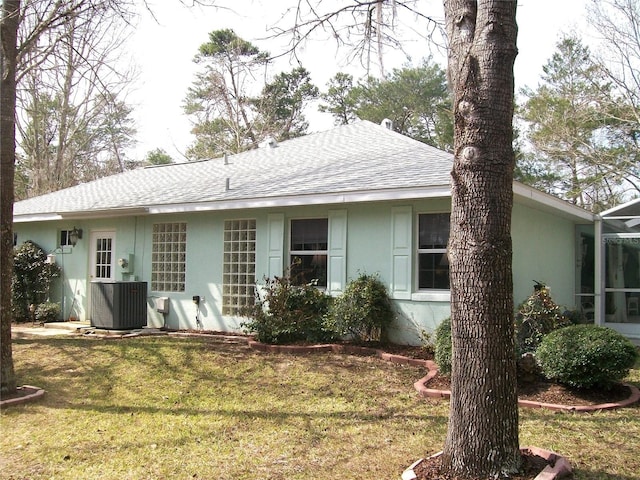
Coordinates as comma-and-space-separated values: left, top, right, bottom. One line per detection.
434, 317, 452, 376
35, 302, 61, 323
241, 274, 334, 344
536, 325, 639, 389
327, 273, 394, 343
12, 241, 60, 322
514, 284, 571, 354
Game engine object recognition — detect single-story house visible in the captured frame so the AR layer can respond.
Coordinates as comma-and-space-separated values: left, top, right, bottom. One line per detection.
13, 120, 611, 344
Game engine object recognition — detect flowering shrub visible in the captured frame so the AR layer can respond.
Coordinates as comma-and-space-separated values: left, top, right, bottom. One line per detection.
514, 283, 571, 355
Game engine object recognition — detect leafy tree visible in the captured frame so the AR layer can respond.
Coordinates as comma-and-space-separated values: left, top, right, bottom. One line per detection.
254, 67, 319, 142
518, 36, 632, 212
318, 72, 358, 125
184, 29, 270, 159
144, 148, 174, 166
320, 61, 453, 151
184, 30, 318, 159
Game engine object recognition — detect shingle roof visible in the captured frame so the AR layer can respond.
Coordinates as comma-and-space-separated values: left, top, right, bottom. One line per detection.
14, 120, 453, 219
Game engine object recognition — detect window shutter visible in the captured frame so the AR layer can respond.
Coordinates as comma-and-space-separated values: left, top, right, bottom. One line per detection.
267, 213, 284, 278
328, 209, 347, 295
391, 206, 412, 299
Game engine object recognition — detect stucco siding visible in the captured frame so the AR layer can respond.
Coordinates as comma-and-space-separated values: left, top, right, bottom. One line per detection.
13, 196, 587, 345
512, 203, 579, 309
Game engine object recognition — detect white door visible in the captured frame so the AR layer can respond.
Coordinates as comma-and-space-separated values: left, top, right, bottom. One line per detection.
90, 231, 116, 282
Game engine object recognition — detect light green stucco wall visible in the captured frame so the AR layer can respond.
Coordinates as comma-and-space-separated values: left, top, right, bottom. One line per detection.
13, 196, 588, 344
511, 203, 580, 310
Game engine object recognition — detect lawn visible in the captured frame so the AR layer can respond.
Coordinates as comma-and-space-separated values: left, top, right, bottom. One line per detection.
1, 334, 639, 480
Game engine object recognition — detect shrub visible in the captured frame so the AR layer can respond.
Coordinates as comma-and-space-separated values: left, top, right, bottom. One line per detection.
327, 273, 394, 343
241, 274, 334, 344
514, 283, 571, 355
536, 325, 639, 389
12, 241, 60, 322
35, 302, 61, 323
434, 317, 452, 376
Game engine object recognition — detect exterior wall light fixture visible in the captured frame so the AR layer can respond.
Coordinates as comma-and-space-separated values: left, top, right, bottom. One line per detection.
69, 227, 83, 246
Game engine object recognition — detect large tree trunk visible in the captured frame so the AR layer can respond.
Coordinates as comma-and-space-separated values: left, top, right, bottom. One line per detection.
441, 0, 520, 477
0, 0, 20, 397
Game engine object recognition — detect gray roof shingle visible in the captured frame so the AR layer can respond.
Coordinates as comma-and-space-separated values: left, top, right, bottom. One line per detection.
14, 120, 453, 218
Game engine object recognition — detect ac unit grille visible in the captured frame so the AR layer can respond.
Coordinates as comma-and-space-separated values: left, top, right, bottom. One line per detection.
91, 282, 148, 330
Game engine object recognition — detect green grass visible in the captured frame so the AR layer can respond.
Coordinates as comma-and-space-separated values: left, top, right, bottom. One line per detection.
1, 335, 639, 480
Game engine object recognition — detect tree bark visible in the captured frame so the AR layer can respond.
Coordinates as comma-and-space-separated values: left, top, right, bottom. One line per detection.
441, 0, 520, 477
1, 0, 20, 396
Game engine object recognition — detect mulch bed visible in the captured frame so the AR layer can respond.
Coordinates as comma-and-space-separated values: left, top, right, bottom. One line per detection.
412, 450, 551, 480
424, 372, 632, 407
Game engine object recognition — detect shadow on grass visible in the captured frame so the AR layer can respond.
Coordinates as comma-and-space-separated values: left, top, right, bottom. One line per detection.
10, 336, 255, 407
569, 472, 639, 480
9, 336, 437, 422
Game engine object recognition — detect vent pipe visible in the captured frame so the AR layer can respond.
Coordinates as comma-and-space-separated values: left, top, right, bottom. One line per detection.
224, 152, 228, 165
381, 118, 393, 130
225, 177, 230, 191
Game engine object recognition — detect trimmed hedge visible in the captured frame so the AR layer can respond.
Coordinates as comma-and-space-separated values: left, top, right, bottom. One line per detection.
434, 317, 452, 376
327, 273, 394, 343
536, 324, 638, 389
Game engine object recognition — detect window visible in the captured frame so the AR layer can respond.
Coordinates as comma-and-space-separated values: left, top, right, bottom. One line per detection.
418, 213, 450, 290
290, 218, 328, 287
94, 236, 113, 280
223, 219, 256, 315
152, 222, 186, 292
60, 229, 73, 247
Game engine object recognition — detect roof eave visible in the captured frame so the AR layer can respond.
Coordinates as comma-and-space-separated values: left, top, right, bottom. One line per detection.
147, 186, 452, 214
513, 182, 595, 222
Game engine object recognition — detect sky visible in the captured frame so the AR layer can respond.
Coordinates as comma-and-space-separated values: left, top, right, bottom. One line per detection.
127, 0, 590, 161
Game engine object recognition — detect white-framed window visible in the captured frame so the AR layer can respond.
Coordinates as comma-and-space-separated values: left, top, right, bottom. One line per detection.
151, 222, 186, 292
418, 213, 450, 290
222, 219, 256, 315
60, 229, 73, 247
290, 218, 328, 287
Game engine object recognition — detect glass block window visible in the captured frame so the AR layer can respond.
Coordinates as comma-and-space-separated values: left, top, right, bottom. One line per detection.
152, 222, 187, 292
223, 219, 256, 315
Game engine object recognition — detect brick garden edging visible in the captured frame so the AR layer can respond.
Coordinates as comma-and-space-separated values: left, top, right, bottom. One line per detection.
246, 339, 640, 413
413, 370, 640, 412
246, 339, 434, 368
0, 385, 46, 408
11, 325, 640, 413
